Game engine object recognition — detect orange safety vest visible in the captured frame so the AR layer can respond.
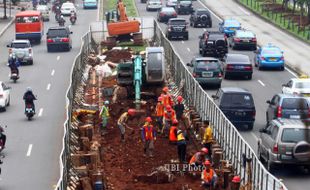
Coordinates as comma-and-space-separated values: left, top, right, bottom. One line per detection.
169, 126, 177, 142
155, 102, 164, 116
161, 93, 173, 107
189, 152, 203, 165
164, 110, 176, 121
203, 169, 214, 183
144, 125, 154, 140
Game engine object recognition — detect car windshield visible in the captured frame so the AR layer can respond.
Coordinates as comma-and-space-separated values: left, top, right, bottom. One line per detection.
282, 98, 309, 109
221, 93, 254, 107
196, 61, 220, 71
224, 20, 240, 27
170, 20, 186, 25
237, 31, 254, 38
16, 16, 40, 23
11, 42, 29, 48
162, 8, 175, 12
261, 48, 281, 55
295, 81, 310, 88
148, 53, 162, 70
226, 55, 249, 63
62, 4, 74, 8
282, 128, 310, 143
48, 29, 68, 37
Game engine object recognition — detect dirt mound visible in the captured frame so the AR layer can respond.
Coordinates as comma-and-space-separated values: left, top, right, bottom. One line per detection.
103, 49, 132, 63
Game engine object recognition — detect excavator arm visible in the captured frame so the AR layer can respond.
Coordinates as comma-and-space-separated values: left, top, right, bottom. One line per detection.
117, 0, 128, 22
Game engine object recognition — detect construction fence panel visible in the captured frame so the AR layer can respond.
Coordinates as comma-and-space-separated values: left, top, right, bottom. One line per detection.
152, 20, 287, 190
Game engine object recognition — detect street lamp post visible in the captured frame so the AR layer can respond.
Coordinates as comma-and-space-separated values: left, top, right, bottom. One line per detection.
4, 0, 8, 19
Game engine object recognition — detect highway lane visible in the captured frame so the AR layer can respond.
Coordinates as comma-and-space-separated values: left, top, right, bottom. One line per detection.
135, 0, 310, 189
0, 2, 97, 189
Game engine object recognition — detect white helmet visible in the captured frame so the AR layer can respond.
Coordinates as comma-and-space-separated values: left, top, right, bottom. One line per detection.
61, 15, 64, 18
104, 100, 109, 105
26, 87, 32, 92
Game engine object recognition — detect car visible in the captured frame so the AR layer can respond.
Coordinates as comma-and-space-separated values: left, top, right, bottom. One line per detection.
266, 93, 310, 124
198, 31, 228, 58
157, 7, 177, 23
146, 0, 162, 11
166, 0, 178, 8
141, 0, 147, 3
212, 87, 256, 130
61, 2, 76, 16
254, 43, 285, 71
186, 57, 222, 88
176, 0, 193, 15
46, 26, 72, 52
83, 0, 98, 9
7, 40, 33, 65
257, 119, 310, 172
36, 5, 50, 21
165, 18, 188, 40
222, 54, 253, 80
282, 78, 310, 97
219, 19, 241, 37
228, 29, 257, 50
189, 9, 212, 28
0, 81, 11, 111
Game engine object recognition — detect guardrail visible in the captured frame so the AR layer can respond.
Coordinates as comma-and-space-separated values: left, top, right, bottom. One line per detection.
153, 21, 288, 190
55, 19, 287, 190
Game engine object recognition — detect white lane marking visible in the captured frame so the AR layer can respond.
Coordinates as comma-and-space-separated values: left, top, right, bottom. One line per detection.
26, 144, 33, 157
238, 6, 250, 16
250, 132, 259, 141
187, 47, 191, 52
198, 0, 223, 21
46, 83, 51, 90
57, 56, 60, 61
285, 67, 298, 78
258, 80, 265, 87
38, 108, 43, 117
51, 69, 55, 76
181, 40, 184, 44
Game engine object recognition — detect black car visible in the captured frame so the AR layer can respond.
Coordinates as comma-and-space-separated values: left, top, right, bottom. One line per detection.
176, 0, 193, 15
141, 0, 147, 3
189, 9, 212, 28
46, 26, 72, 52
157, 7, 177, 23
222, 53, 253, 80
166, 18, 188, 40
212, 87, 256, 130
198, 31, 228, 58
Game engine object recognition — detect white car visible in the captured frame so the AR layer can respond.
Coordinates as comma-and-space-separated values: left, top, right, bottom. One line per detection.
7, 40, 33, 65
0, 82, 11, 111
37, 5, 50, 21
282, 78, 310, 97
61, 2, 76, 16
146, 0, 162, 11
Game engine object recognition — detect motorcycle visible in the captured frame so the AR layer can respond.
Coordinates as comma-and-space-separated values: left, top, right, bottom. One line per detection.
59, 20, 65, 26
10, 69, 19, 83
55, 13, 61, 22
25, 103, 35, 120
70, 16, 76, 25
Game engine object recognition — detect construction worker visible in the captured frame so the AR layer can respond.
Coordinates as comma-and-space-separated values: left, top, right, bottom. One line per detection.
163, 105, 176, 137
189, 148, 210, 167
174, 96, 185, 121
202, 120, 213, 158
177, 129, 187, 163
161, 87, 173, 107
141, 117, 156, 157
117, 109, 135, 142
155, 96, 164, 133
99, 100, 110, 133
201, 160, 217, 189
169, 119, 178, 144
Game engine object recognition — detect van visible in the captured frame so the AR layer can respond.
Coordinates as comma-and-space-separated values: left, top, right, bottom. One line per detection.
212, 87, 256, 130
145, 47, 165, 84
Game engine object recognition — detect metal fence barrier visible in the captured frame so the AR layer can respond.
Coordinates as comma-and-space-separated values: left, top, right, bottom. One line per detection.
55, 19, 288, 190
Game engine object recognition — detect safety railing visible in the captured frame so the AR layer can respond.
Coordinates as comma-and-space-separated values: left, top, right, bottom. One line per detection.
153, 20, 288, 190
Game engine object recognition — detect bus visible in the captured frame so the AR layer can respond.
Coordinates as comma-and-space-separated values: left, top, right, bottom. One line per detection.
15, 11, 44, 43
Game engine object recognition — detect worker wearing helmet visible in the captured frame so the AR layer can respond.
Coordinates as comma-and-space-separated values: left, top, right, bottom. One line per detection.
117, 109, 135, 142
202, 120, 213, 158
201, 160, 217, 189
189, 148, 210, 167
161, 87, 173, 108
155, 96, 164, 133
169, 119, 178, 144
163, 105, 176, 137
100, 100, 110, 134
177, 129, 187, 163
174, 96, 185, 121
141, 117, 156, 157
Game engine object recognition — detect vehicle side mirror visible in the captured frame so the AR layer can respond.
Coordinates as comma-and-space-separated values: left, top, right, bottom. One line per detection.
259, 128, 267, 133
186, 63, 193, 67
266, 100, 271, 104
6, 45, 10, 48
70, 31, 73, 34
211, 95, 218, 99
282, 83, 287, 87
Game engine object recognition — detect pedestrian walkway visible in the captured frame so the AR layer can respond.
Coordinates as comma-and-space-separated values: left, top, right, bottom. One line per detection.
202, 0, 310, 76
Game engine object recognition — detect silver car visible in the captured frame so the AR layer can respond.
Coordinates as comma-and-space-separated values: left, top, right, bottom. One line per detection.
258, 119, 310, 172
146, 0, 162, 11
7, 40, 33, 65
37, 5, 50, 21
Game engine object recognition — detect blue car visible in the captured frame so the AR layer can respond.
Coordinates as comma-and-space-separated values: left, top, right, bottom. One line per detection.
254, 44, 285, 71
219, 19, 241, 37
83, 0, 98, 9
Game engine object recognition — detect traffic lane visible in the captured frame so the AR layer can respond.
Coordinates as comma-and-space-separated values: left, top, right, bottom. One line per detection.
0, 5, 97, 189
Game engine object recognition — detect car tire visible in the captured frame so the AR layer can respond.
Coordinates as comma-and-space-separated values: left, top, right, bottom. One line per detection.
7, 96, 10, 106
28, 60, 33, 65
67, 45, 71, 51
267, 156, 276, 173
2, 107, 6, 112
193, 22, 197, 28
199, 49, 202, 55
280, 66, 284, 71
248, 123, 254, 130
47, 46, 51, 52
257, 144, 263, 161
258, 64, 263, 70
209, 22, 212, 28
266, 112, 270, 126
184, 35, 188, 40
190, 21, 193, 27
247, 74, 252, 80
224, 72, 229, 79
217, 83, 221, 88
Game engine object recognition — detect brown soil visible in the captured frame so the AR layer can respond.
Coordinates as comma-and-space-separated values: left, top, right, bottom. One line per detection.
103, 49, 133, 63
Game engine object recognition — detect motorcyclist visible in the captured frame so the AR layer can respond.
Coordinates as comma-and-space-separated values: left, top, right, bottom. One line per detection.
23, 87, 37, 114
8, 54, 20, 77
59, 15, 65, 26
70, 11, 77, 24
0, 126, 6, 149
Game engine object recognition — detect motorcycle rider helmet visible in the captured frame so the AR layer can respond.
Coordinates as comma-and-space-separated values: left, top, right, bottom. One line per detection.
26, 87, 32, 92
104, 100, 109, 105
60, 15, 64, 19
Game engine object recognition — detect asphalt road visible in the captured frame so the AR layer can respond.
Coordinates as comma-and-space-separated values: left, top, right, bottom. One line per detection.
135, 0, 310, 189
0, 2, 97, 189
